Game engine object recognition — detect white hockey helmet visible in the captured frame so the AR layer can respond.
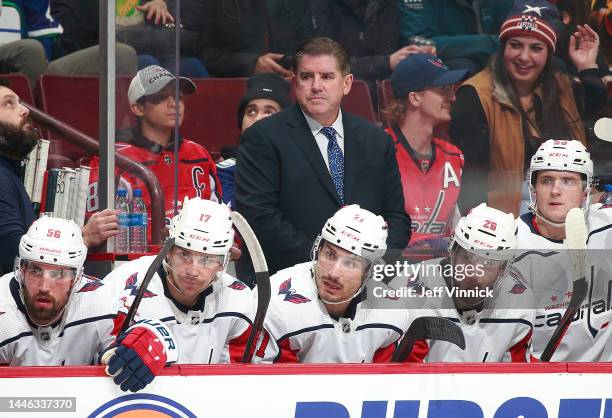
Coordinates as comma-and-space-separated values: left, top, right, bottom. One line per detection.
316, 205, 388, 262
528, 139, 593, 222
17, 216, 87, 270
450, 203, 517, 261
528, 139, 593, 189
168, 197, 234, 257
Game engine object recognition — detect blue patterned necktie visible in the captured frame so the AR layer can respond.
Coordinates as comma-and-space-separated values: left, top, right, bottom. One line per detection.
320, 127, 344, 203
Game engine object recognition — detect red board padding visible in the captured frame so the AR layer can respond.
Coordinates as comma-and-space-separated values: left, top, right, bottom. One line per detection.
3, 363, 612, 378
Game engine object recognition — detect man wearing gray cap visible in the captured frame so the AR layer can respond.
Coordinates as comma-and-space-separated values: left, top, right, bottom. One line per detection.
86, 65, 222, 241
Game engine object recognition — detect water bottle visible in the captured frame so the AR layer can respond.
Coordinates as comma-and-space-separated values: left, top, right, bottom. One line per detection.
114, 189, 130, 253
601, 184, 612, 206
129, 189, 148, 253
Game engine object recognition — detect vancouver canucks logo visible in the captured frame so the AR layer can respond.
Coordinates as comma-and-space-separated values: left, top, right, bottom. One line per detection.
278, 278, 311, 304
125, 272, 157, 298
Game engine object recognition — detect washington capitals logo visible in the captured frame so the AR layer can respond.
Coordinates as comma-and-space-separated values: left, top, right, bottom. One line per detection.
509, 279, 527, 295
427, 58, 448, 70
278, 278, 311, 304
125, 273, 157, 298
519, 15, 537, 32
228, 280, 247, 291
78, 278, 104, 293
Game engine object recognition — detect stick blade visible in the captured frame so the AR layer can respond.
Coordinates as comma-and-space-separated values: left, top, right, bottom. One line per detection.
594, 117, 612, 142
417, 316, 466, 350
231, 211, 268, 274
565, 207, 587, 282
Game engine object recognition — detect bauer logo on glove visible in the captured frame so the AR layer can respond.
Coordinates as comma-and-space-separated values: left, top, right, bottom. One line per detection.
100, 319, 178, 392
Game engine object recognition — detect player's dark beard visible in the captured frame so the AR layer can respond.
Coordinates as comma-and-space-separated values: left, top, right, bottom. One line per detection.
23, 288, 66, 325
0, 117, 38, 160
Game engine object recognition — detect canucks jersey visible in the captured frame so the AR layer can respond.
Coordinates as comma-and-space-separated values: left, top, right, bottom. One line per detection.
104, 255, 255, 364
253, 261, 413, 363
386, 127, 463, 247
514, 204, 612, 361
0, 273, 119, 366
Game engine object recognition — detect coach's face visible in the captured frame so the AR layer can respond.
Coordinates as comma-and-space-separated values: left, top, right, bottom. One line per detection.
294, 54, 352, 127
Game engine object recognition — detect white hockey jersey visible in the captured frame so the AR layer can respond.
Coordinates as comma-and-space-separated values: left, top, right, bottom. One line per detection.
514, 205, 612, 361
104, 256, 255, 364
399, 258, 534, 362
253, 262, 412, 364
0, 273, 120, 366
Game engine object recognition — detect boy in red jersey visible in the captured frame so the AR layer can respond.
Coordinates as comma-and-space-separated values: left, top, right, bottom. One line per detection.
86, 65, 221, 240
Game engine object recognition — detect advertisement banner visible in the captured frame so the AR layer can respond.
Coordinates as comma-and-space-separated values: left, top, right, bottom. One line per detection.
0, 364, 611, 417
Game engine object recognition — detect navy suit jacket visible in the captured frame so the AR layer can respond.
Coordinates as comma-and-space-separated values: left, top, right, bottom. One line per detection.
235, 103, 410, 284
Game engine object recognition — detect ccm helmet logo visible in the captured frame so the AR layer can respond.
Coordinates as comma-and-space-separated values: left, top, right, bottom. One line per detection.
340, 231, 359, 241
549, 153, 568, 157
473, 240, 495, 248
188, 234, 209, 242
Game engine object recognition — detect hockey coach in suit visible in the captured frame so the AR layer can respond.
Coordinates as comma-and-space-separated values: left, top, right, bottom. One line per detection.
235, 37, 410, 284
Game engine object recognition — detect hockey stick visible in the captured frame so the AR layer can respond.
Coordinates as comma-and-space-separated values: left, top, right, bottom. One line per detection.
231, 211, 270, 363
119, 237, 176, 335
594, 117, 612, 142
540, 207, 588, 362
391, 316, 466, 362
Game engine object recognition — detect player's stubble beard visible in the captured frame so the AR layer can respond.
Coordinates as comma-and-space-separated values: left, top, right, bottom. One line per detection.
0, 117, 38, 160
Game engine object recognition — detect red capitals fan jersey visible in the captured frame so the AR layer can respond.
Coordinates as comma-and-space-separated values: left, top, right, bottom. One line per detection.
386, 127, 463, 246
86, 132, 222, 232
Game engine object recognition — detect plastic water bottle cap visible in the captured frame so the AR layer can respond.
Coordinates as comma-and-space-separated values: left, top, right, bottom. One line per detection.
134, 189, 143, 197
604, 184, 612, 192
117, 189, 127, 197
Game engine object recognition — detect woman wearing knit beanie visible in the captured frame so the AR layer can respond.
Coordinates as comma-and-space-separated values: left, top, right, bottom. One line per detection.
449, 0, 607, 216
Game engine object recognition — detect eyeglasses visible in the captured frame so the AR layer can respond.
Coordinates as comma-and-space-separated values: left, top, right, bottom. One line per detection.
171, 248, 224, 270
536, 176, 583, 191
317, 247, 368, 275
22, 262, 75, 288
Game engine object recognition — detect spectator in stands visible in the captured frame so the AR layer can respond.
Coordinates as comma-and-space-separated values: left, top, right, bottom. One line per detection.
235, 37, 410, 285
384, 54, 469, 253
114, 0, 209, 77
0, 1, 137, 87
397, 0, 514, 75
198, 0, 310, 77
449, 0, 607, 216
306, 0, 436, 84
86, 65, 221, 240
217, 73, 291, 209
0, 78, 118, 275
555, 0, 610, 78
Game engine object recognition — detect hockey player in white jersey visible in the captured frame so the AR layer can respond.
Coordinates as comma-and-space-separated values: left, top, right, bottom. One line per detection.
0, 216, 177, 393
514, 139, 612, 361
103, 197, 255, 364
253, 205, 417, 363
404, 204, 534, 362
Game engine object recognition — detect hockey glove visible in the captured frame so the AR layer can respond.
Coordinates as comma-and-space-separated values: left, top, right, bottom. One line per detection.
100, 319, 178, 392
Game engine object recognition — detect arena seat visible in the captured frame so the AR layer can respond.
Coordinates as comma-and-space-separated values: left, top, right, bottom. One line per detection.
342, 79, 377, 123
377, 79, 394, 128
38, 75, 134, 160
182, 78, 247, 154
0, 73, 35, 105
